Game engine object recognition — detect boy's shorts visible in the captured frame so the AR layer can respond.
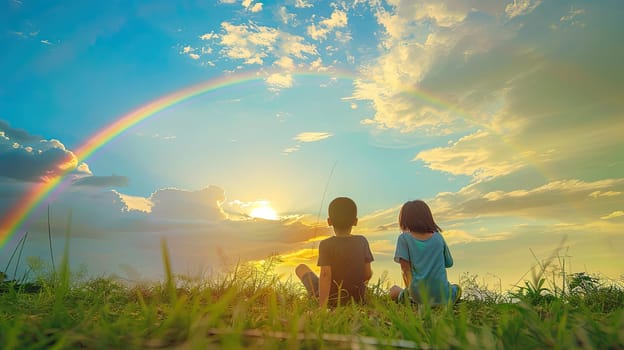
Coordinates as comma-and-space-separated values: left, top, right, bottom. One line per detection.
397, 284, 462, 305
301, 271, 319, 297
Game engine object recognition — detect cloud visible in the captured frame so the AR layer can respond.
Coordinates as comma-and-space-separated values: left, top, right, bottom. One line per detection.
189, 53, 200, 60
266, 73, 294, 89
3, 178, 327, 280
75, 163, 93, 175
278, 6, 297, 25
72, 175, 129, 188
307, 9, 348, 41
369, 239, 395, 256
601, 211, 624, 220
0, 121, 40, 143
430, 178, 624, 222
414, 130, 528, 180
282, 132, 332, 154
199, 32, 218, 40
353, 1, 623, 190
217, 21, 317, 68
560, 7, 585, 24
149, 186, 227, 221
294, 0, 313, 8
293, 132, 333, 143
590, 191, 621, 198
0, 123, 78, 182
118, 193, 152, 212
249, 2, 263, 13
219, 22, 278, 64
505, 0, 542, 19
274, 56, 295, 70
282, 145, 301, 155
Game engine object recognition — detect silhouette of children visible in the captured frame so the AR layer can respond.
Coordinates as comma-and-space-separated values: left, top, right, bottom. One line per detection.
389, 200, 461, 305
296, 197, 374, 307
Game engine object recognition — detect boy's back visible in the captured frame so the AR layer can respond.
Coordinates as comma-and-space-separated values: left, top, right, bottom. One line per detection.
296, 197, 374, 308
318, 234, 373, 304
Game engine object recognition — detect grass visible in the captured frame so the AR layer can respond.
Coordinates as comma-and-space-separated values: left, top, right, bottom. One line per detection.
1, 243, 623, 349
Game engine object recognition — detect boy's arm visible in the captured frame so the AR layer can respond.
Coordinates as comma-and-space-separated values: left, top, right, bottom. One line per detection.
363, 262, 373, 284
318, 265, 332, 308
399, 258, 411, 288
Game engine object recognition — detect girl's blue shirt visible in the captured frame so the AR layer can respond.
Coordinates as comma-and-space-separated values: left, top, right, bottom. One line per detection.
394, 231, 454, 304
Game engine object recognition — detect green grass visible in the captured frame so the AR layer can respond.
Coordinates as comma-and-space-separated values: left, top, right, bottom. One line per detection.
1, 250, 623, 349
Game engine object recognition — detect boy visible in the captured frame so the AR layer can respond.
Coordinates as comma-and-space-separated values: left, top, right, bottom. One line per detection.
295, 197, 374, 307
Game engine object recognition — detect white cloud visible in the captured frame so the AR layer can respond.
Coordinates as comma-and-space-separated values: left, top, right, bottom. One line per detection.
293, 132, 333, 142
307, 9, 348, 41
220, 22, 278, 64
278, 6, 296, 25
505, 0, 542, 19
273, 56, 295, 70
250, 3, 263, 12
295, 0, 313, 8
189, 53, 200, 60
282, 145, 301, 155
118, 193, 153, 212
75, 163, 92, 175
218, 22, 317, 67
241, 0, 263, 12
266, 73, 294, 89
415, 130, 527, 180
199, 32, 218, 40
601, 211, 624, 220
590, 191, 621, 198
280, 33, 318, 58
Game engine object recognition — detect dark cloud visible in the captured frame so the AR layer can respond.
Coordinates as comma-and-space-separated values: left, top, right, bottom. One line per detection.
0, 120, 41, 143
0, 146, 77, 182
72, 175, 129, 188
0, 121, 78, 182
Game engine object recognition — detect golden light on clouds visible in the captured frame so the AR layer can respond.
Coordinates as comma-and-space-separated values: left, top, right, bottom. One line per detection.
249, 203, 279, 220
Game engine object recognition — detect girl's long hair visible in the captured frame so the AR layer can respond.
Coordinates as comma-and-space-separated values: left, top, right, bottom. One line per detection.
399, 200, 442, 233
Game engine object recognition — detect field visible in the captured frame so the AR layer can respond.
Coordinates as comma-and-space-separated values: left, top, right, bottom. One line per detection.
1, 242, 623, 349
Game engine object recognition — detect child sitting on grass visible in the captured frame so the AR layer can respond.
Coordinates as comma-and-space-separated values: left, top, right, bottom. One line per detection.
389, 200, 461, 305
296, 197, 374, 308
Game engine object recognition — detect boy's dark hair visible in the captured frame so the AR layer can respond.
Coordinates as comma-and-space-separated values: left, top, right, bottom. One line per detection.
399, 200, 442, 233
328, 197, 357, 230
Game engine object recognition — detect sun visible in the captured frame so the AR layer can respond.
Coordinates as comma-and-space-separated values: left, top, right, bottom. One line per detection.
249, 204, 279, 220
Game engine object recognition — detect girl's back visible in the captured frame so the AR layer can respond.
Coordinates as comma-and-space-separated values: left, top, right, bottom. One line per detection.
394, 231, 453, 304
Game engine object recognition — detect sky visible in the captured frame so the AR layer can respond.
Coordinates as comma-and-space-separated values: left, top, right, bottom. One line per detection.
1, 0, 623, 291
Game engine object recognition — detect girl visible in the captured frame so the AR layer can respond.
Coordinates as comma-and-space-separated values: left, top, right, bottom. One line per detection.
389, 200, 461, 305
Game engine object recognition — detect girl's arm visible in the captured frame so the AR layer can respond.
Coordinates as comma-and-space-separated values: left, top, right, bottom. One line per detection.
318, 265, 332, 308
443, 241, 454, 268
399, 258, 411, 288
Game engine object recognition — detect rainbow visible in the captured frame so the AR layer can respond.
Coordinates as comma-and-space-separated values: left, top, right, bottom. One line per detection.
0, 69, 493, 250
0, 70, 357, 248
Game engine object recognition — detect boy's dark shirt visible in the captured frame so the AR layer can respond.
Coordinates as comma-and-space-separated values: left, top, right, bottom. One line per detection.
317, 235, 374, 305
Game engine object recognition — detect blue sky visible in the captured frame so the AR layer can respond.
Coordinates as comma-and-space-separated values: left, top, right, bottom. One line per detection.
1, 0, 623, 289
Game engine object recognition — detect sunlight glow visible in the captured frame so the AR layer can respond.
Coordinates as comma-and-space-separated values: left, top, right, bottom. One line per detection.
249, 205, 279, 220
